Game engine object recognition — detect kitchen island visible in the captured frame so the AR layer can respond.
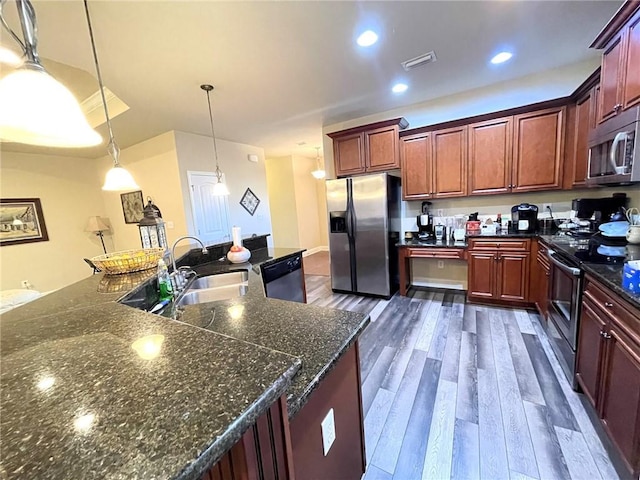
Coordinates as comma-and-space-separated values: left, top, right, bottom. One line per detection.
0, 241, 369, 479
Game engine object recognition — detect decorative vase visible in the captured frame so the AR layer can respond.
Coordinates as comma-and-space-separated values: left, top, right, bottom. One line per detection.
227, 248, 251, 263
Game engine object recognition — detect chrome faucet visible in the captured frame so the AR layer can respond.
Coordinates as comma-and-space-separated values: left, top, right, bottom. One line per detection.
170, 235, 208, 273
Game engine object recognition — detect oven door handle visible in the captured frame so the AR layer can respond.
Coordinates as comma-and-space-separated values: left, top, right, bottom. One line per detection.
547, 249, 581, 276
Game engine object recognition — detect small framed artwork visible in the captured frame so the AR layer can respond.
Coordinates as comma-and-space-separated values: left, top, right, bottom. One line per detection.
240, 188, 260, 216
0, 198, 49, 246
120, 190, 145, 224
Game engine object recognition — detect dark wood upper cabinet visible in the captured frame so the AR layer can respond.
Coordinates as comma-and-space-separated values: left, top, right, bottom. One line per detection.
512, 107, 565, 193
623, 13, 640, 109
400, 133, 432, 199
572, 89, 598, 187
468, 117, 513, 195
328, 118, 408, 177
599, 34, 625, 123
432, 126, 467, 198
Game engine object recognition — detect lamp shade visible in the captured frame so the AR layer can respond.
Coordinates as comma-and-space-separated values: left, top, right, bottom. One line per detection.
311, 169, 326, 179
212, 180, 230, 196
102, 165, 140, 191
84, 216, 109, 233
0, 67, 102, 147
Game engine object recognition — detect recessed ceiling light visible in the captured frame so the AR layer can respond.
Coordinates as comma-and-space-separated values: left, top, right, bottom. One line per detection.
392, 83, 408, 94
357, 30, 378, 47
490, 52, 513, 64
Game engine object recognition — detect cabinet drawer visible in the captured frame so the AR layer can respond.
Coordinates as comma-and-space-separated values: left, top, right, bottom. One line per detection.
468, 238, 531, 252
407, 248, 465, 259
584, 276, 640, 340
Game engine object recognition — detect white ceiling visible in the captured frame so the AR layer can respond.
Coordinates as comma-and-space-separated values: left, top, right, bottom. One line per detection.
0, 0, 622, 159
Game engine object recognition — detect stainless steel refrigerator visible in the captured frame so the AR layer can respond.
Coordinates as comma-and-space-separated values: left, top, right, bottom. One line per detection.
326, 173, 401, 298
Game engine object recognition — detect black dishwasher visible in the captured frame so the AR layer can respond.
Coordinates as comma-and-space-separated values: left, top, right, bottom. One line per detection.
260, 254, 306, 303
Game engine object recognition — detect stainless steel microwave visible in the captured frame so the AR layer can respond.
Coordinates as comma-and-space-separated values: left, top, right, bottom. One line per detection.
587, 106, 639, 186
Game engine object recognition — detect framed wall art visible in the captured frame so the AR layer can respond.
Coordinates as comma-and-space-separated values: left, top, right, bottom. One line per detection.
0, 198, 49, 246
240, 188, 260, 216
120, 190, 145, 224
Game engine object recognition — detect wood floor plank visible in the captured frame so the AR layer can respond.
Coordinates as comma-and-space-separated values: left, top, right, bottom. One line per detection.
514, 309, 537, 335
478, 367, 509, 480
456, 331, 478, 424
475, 309, 494, 371
364, 388, 396, 465
521, 333, 580, 431
393, 358, 442, 480
440, 297, 464, 382
462, 304, 477, 333
522, 401, 571, 480
502, 312, 546, 405
414, 292, 444, 351
555, 425, 603, 480
364, 464, 393, 480
368, 298, 390, 322
509, 471, 538, 480
427, 306, 451, 361
362, 346, 397, 416
529, 318, 620, 480
370, 349, 428, 474
422, 379, 458, 480
451, 418, 480, 480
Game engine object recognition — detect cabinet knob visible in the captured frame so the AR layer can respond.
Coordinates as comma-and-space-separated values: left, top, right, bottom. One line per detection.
614, 103, 622, 111
604, 302, 614, 308
603, 332, 612, 340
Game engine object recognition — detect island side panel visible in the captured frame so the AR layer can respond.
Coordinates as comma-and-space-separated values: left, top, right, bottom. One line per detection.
289, 343, 366, 479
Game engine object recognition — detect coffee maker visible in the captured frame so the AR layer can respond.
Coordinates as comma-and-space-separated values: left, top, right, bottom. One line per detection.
571, 194, 628, 235
511, 203, 539, 233
416, 201, 434, 240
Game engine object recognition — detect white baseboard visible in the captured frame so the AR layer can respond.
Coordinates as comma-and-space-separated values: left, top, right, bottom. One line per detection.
411, 279, 466, 291
303, 246, 329, 257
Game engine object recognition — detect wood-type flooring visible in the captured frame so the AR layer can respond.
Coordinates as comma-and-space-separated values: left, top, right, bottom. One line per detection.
304, 274, 621, 480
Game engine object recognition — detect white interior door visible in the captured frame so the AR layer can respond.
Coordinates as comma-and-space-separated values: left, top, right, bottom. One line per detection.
188, 171, 231, 244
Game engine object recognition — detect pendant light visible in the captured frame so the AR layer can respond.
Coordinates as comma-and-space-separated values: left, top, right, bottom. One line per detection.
201, 84, 230, 196
83, 0, 139, 191
311, 147, 326, 179
0, 0, 101, 147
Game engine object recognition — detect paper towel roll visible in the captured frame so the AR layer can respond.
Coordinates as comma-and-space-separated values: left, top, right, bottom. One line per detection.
232, 226, 242, 247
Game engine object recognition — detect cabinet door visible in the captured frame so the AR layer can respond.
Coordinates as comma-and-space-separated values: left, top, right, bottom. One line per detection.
576, 300, 607, 408
496, 252, 529, 302
432, 126, 467, 198
468, 252, 496, 300
599, 33, 625, 123
366, 125, 400, 172
468, 117, 513, 195
400, 133, 432, 199
600, 324, 640, 472
334, 133, 365, 177
572, 91, 596, 188
623, 13, 640, 110
512, 107, 564, 192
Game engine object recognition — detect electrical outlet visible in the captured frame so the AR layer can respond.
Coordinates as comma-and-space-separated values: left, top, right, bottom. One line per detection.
437, 209, 444, 217
437, 260, 444, 269
165, 221, 175, 229
542, 203, 552, 214
21, 280, 31, 289
321, 408, 336, 456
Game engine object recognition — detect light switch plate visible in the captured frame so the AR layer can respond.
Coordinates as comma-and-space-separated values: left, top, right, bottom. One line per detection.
321, 408, 336, 456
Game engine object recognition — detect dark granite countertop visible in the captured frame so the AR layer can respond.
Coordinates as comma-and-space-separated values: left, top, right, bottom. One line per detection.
581, 263, 640, 309
398, 231, 538, 248
0, 242, 369, 479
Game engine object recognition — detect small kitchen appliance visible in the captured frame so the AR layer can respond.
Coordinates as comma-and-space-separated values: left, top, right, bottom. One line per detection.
416, 201, 434, 240
511, 203, 538, 233
569, 194, 628, 237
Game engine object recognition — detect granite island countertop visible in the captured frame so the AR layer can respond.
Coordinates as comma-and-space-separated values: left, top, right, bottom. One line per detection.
0, 245, 369, 479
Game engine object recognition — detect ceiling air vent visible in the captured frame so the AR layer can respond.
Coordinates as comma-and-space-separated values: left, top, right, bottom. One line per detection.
401, 51, 437, 71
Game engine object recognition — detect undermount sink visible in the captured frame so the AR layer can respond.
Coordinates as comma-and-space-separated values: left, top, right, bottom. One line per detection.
176, 271, 249, 306
189, 271, 249, 290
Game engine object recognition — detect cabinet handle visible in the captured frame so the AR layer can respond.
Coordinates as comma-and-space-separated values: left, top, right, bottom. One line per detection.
604, 302, 614, 308
603, 332, 612, 340
614, 103, 622, 111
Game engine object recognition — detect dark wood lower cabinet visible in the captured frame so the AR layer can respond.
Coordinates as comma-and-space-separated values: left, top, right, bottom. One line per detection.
531, 241, 550, 320
576, 276, 640, 477
497, 253, 529, 302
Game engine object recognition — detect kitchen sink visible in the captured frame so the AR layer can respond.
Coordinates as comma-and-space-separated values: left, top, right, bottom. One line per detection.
175, 271, 249, 306
189, 271, 249, 290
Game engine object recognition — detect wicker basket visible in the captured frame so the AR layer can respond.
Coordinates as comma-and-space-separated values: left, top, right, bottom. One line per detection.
91, 248, 165, 275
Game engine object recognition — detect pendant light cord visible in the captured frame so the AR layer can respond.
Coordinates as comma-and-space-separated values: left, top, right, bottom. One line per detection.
203, 87, 223, 180
83, 0, 120, 165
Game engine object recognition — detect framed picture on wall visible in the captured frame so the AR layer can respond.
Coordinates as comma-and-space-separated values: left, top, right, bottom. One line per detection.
0, 198, 49, 246
240, 188, 260, 216
120, 190, 145, 224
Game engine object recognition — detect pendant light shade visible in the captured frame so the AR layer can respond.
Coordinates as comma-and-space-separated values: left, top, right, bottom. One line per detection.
311, 147, 326, 179
0, 0, 101, 147
82, 0, 139, 191
201, 84, 230, 196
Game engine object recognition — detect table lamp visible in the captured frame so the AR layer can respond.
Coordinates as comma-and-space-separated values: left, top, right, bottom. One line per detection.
85, 216, 110, 254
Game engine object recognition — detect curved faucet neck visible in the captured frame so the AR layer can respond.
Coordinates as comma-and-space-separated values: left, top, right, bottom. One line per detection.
170, 236, 207, 272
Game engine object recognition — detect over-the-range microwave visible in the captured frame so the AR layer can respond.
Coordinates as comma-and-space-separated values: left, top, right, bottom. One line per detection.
587, 106, 639, 186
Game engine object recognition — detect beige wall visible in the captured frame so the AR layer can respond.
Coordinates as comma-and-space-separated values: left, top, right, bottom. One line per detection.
316, 176, 328, 245
292, 155, 322, 250
99, 131, 188, 251
0, 151, 107, 292
174, 131, 273, 244
265, 156, 300, 248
